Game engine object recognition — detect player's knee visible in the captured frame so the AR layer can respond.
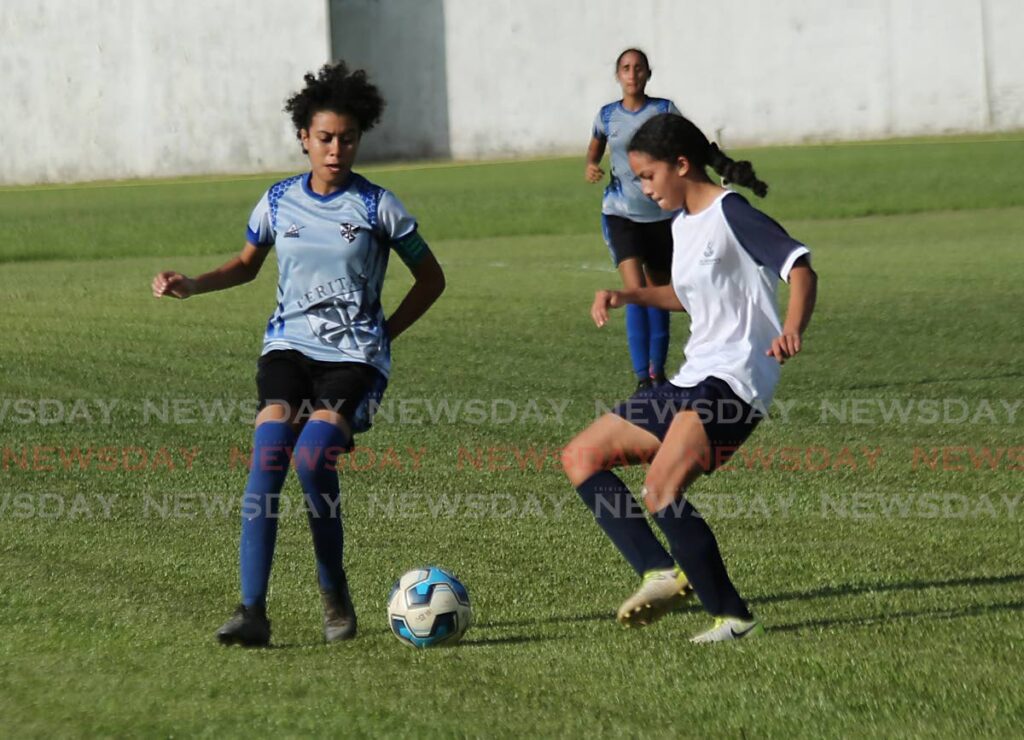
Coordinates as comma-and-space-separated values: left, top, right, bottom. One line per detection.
643, 461, 701, 514
256, 403, 293, 427
641, 472, 678, 514
561, 441, 600, 487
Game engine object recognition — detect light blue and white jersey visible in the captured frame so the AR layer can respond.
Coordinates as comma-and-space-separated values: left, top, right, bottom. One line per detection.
592, 97, 681, 223
246, 172, 427, 378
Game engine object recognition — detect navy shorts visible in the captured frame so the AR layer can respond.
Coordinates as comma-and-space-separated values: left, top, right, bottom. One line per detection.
601, 214, 673, 273
256, 350, 387, 439
613, 376, 764, 472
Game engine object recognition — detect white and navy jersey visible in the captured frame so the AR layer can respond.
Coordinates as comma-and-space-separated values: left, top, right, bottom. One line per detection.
670, 191, 811, 407
246, 172, 427, 378
592, 97, 681, 223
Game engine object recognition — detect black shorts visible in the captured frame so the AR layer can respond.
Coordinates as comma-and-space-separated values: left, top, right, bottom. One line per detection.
256, 350, 387, 438
613, 376, 763, 473
601, 214, 674, 273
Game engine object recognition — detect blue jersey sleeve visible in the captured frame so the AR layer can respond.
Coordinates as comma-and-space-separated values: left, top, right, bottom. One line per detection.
246, 191, 274, 248
593, 103, 617, 141
377, 191, 418, 242
667, 99, 682, 116
722, 193, 810, 282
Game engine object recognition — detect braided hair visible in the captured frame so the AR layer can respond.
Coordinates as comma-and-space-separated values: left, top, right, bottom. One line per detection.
628, 113, 768, 197
284, 61, 385, 151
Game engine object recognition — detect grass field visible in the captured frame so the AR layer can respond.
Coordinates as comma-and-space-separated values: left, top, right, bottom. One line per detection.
1, 137, 1023, 737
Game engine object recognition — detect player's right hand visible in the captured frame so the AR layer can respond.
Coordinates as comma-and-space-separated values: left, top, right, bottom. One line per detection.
585, 163, 605, 183
591, 289, 622, 327
151, 271, 196, 299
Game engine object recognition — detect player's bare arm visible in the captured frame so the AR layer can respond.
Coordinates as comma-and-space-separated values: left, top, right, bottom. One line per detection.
151, 242, 270, 299
585, 136, 606, 182
767, 256, 817, 364
591, 284, 684, 327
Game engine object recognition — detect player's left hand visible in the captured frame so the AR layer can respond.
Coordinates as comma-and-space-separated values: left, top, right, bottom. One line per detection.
766, 331, 802, 364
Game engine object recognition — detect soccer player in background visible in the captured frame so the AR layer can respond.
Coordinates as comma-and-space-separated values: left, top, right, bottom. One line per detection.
151, 61, 445, 647
564, 113, 817, 642
585, 49, 682, 391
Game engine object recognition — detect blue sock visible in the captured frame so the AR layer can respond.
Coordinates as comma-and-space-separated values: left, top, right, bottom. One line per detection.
575, 471, 674, 576
293, 420, 350, 593
652, 498, 751, 619
647, 307, 670, 377
625, 304, 650, 379
240, 421, 295, 608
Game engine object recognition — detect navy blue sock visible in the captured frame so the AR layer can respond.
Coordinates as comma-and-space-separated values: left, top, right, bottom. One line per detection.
576, 471, 674, 576
625, 303, 651, 379
293, 420, 350, 593
652, 498, 752, 619
240, 421, 295, 608
647, 307, 670, 377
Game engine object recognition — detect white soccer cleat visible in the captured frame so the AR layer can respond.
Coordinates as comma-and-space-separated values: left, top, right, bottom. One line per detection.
689, 616, 764, 643
616, 567, 693, 628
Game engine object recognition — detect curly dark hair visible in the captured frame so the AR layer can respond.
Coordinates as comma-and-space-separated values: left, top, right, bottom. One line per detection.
628, 113, 768, 197
284, 61, 385, 149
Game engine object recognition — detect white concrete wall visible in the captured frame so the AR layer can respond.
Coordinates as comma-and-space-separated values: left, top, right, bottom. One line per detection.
2, 1, 1022, 183
438, 0, 1024, 158
0, 0, 330, 184
329, 0, 450, 160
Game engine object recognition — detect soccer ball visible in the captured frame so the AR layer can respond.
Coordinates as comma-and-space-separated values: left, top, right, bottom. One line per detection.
387, 566, 472, 648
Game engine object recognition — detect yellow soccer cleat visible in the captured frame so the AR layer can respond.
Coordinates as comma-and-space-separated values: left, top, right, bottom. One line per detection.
616, 566, 693, 628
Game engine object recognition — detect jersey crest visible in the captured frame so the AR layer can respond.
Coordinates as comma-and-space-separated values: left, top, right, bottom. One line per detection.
340, 223, 360, 243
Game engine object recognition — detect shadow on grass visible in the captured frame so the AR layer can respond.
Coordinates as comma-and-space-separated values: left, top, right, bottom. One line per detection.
751, 572, 1024, 606
459, 634, 564, 648
771, 599, 1024, 633
481, 572, 1024, 631
479, 611, 617, 630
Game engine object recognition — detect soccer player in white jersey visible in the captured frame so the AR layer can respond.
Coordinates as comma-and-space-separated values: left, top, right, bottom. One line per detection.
564, 113, 818, 643
585, 49, 682, 391
151, 62, 446, 647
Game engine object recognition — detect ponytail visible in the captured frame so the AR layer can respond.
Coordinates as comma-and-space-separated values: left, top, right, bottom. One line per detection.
708, 142, 768, 197
629, 114, 769, 198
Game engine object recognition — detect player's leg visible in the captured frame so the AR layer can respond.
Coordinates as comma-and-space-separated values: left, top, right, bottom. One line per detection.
295, 407, 356, 642
293, 362, 385, 642
563, 413, 671, 573
641, 220, 674, 385
619, 258, 653, 389
563, 401, 689, 626
219, 352, 307, 646
605, 215, 652, 389
644, 403, 761, 642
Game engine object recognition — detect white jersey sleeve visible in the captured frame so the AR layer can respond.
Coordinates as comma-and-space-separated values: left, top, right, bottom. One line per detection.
246, 191, 274, 248
377, 191, 418, 242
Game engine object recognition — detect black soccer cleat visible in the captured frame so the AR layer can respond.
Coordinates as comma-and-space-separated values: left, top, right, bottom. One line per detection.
635, 377, 654, 393
216, 603, 271, 647
321, 579, 357, 643
651, 372, 668, 386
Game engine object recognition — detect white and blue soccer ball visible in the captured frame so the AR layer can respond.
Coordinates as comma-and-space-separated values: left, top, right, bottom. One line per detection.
387, 566, 472, 648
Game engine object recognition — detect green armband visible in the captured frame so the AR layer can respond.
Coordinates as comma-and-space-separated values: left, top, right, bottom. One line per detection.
392, 230, 430, 269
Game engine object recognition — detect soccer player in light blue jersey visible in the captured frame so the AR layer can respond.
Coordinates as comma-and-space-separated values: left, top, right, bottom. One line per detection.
566, 113, 818, 643
152, 62, 445, 647
586, 49, 682, 391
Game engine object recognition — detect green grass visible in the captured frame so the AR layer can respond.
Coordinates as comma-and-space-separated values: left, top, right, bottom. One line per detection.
2, 138, 1023, 737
